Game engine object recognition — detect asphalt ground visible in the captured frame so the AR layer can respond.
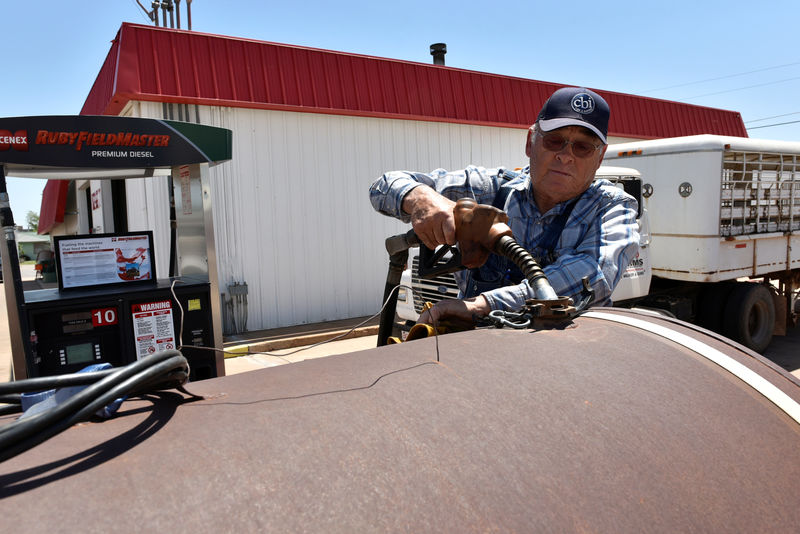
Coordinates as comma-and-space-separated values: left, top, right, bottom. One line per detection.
1, 264, 798, 382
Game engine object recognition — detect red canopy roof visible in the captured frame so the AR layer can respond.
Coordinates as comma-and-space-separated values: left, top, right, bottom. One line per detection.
37, 179, 68, 235
82, 23, 747, 139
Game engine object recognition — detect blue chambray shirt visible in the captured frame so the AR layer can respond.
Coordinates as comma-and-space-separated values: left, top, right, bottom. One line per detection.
369, 165, 640, 311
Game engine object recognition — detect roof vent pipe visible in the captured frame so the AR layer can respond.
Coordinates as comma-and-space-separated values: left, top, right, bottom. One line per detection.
160, 1, 169, 27
166, 0, 175, 28
430, 43, 447, 66
149, 0, 160, 26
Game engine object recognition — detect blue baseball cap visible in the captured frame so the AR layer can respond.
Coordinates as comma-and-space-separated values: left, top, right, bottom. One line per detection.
536, 87, 610, 144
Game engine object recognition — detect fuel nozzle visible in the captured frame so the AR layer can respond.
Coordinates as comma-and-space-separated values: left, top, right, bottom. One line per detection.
453, 198, 558, 301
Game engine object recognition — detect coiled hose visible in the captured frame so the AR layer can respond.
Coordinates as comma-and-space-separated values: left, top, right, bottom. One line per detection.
0, 350, 191, 463
494, 235, 558, 300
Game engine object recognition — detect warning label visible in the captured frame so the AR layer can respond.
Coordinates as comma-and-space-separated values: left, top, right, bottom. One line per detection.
131, 300, 176, 359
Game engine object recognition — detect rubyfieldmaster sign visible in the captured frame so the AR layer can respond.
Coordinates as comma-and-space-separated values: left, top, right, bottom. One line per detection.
0, 115, 232, 169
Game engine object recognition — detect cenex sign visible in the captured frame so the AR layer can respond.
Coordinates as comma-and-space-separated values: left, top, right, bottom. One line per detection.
0, 115, 232, 168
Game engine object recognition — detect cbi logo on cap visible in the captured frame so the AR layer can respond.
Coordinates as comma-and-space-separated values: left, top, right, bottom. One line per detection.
0, 130, 29, 151
570, 93, 595, 115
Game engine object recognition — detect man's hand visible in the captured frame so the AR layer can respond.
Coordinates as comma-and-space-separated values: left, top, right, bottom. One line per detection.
417, 295, 491, 326
402, 186, 457, 250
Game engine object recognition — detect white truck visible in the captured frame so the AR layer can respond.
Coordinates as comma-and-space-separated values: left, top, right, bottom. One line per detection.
396, 135, 800, 353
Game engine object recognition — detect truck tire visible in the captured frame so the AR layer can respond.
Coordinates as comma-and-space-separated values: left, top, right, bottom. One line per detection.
696, 282, 735, 333
722, 282, 775, 353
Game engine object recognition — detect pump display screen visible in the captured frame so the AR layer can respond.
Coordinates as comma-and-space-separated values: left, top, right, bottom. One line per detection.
65, 342, 95, 365
54, 232, 157, 291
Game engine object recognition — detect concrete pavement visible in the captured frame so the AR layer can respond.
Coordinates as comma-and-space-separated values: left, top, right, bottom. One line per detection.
223, 334, 379, 375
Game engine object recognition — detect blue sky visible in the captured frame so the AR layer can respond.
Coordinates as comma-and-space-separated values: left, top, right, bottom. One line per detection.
3, 0, 797, 223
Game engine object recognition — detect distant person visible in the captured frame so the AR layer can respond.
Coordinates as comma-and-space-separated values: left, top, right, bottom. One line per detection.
369, 86, 640, 324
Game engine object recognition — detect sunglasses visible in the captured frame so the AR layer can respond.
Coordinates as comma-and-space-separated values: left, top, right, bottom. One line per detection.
538, 132, 602, 158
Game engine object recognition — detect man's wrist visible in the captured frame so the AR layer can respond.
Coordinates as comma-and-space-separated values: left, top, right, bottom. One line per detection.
400, 184, 426, 216
477, 292, 497, 313
466, 295, 491, 317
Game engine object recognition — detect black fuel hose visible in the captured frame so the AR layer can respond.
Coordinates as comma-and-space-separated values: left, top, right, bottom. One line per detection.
0, 369, 117, 396
0, 350, 190, 463
494, 235, 558, 300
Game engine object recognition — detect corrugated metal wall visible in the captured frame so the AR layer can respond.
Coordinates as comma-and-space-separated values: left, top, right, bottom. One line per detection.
129, 101, 525, 330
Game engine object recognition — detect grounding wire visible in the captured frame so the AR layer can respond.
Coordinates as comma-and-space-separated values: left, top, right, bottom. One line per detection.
431, 314, 441, 363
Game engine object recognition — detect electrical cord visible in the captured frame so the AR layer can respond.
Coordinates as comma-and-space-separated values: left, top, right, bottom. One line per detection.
0, 350, 190, 463
171, 284, 413, 362
170, 279, 185, 349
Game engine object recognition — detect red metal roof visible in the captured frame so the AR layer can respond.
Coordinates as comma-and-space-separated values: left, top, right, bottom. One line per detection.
37, 179, 69, 234
82, 23, 747, 138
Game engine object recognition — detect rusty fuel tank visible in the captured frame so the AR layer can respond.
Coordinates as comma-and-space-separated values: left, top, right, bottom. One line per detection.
2, 308, 800, 532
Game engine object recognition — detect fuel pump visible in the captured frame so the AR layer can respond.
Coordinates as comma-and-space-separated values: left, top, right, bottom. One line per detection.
0, 115, 232, 381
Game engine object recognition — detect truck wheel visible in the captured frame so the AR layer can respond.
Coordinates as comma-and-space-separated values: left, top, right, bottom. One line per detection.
722, 283, 775, 353
696, 282, 735, 333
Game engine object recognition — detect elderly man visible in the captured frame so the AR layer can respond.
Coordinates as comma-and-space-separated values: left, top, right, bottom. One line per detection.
369, 86, 640, 324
